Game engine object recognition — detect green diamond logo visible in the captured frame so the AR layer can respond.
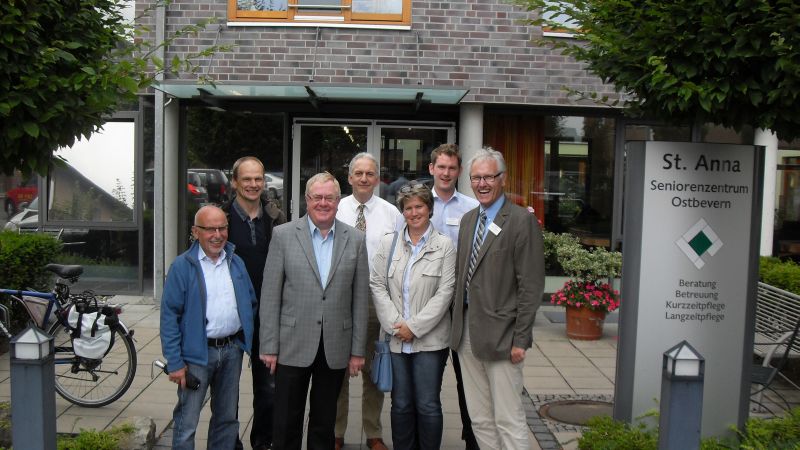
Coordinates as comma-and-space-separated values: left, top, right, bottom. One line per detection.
688, 231, 713, 256
676, 219, 723, 269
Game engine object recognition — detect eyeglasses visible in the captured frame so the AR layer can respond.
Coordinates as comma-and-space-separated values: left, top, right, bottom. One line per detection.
306, 194, 339, 203
398, 182, 428, 194
194, 225, 229, 234
469, 172, 504, 184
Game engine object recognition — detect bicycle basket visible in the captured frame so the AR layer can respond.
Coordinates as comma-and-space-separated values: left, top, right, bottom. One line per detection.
22, 295, 55, 329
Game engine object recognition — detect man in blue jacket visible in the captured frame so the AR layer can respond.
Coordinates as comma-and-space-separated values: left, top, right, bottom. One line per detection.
161, 205, 257, 450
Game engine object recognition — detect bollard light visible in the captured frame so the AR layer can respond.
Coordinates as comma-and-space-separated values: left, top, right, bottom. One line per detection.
658, 340, 705, 450
10, 325, 53, 360
10, 325, 57, 450
663, 340, 704, 381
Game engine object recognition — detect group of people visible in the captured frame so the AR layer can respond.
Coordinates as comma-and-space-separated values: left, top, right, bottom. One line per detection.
160, 143, 545, 450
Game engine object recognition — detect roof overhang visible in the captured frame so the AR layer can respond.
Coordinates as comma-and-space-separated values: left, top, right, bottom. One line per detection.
153, 82, 469, 111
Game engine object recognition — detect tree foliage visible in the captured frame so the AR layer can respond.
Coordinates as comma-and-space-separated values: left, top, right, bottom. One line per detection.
0, 0, 227, 177
516, 0, 800, 141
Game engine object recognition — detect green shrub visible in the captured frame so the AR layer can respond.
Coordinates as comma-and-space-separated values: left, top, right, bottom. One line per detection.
577, 407, 800, 449
577, 415, 657, 449
543, 231, 622, 280
759, 256, 800, 294
0, 231, 62, 332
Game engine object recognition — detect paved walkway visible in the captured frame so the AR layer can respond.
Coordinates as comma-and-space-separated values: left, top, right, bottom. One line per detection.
0, 296, 797, 449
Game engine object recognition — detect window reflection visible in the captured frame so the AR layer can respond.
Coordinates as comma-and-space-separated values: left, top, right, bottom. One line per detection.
55, 229, 140, 294
183, 107, 285, 248
237, 0, 288, 11
49, 122, 135, 223
353, 0, 402, 14
542, 116, 615, 246
775, 143, 800, 261
378, 127, 448, 205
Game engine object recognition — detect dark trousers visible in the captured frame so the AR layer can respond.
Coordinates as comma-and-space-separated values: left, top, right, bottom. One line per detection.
250, 318, 275, 449
452, 349, 480, 450
272, 338, 346, 450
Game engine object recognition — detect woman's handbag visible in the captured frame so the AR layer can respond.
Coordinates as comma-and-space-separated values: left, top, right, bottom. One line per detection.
371, 231, 399, 393
371, 333, 393, 392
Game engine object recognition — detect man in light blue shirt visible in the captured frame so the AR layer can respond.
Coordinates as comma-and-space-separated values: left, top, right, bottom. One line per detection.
427, 144, 480, 450
430, 144, 480, 245
309, 216, 335, 286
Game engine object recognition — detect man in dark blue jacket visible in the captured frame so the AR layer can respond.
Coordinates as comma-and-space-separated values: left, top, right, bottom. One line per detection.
160, 205, 257, 450
221, 156, 286, 450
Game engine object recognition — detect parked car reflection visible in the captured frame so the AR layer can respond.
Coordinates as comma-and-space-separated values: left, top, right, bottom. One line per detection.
265, 172, 284, 201
189, 168, 230, 204
3, 197, 89, 245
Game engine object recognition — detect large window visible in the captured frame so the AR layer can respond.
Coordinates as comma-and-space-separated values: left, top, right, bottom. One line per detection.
229, 0, 411, 25
775, 140, 800, 261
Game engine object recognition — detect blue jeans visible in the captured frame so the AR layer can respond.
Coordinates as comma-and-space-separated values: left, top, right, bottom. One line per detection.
390, 349, 448, 450
172, 343, 244, 450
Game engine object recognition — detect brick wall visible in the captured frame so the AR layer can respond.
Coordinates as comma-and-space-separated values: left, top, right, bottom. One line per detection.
137, 0, 618, 106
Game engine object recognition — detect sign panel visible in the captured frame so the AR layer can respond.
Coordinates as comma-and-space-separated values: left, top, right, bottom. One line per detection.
615, 141, 763, 436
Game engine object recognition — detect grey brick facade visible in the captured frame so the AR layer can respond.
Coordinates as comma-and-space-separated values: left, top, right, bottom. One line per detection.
137, 0, 618, 106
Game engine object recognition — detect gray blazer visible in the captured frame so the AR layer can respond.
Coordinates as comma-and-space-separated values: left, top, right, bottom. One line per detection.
450, 197, 545, 361
259, 216, 370, 369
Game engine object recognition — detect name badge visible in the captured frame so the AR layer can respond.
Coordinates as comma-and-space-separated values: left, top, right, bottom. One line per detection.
446, 217, 460, 226
489, 222, 502, 235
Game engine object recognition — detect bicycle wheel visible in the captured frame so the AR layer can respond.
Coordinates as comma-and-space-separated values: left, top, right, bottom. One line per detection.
48, 322, 137, 407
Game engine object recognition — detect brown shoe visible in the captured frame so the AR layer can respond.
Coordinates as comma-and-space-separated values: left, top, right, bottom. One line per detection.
334, 437, 344, 450
366, 438, 388, 450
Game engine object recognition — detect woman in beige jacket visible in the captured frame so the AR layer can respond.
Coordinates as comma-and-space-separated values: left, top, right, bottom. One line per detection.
370, 183, 456, 450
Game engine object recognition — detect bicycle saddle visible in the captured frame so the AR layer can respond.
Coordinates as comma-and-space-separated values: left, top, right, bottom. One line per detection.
45, 264, 84, 279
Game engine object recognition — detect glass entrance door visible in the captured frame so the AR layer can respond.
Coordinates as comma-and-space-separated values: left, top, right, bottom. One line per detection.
292, 121, 369, 218
292, 120, 454, 219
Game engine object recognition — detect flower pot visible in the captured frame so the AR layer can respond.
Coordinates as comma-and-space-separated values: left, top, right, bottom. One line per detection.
565, 305, 606, 340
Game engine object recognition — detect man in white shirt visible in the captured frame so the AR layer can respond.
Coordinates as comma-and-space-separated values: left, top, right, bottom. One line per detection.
334, 152, 401, 450
428, 144, 480, 450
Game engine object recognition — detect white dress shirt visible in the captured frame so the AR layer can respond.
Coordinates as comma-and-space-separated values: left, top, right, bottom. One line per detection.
337, 194, 403, 270
431, 187, 479, 250
198, 246, 241, 339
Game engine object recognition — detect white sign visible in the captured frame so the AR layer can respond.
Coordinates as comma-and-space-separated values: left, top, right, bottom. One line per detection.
617, 141, 761, 436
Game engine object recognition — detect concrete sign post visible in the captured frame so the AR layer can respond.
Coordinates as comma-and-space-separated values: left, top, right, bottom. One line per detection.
614, 141, 764, 436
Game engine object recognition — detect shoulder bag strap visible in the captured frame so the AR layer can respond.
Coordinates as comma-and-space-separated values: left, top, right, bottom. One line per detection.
384, 231, 399, 341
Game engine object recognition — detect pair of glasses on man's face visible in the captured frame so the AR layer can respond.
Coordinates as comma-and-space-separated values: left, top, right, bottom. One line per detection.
195, 225, 229, 234
398, 182, 428, 194
469, 172, 504, 184
306, 194, 339, 204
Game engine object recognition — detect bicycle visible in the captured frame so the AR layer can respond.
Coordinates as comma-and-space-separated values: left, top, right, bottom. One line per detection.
0, 263, 137, 407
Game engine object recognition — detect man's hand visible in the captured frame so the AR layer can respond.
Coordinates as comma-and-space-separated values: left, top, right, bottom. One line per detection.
393, 321, 415, 342
348, 355, 365, 377
168, 366, 188, 389
510, 346, 526, 365
260, 354, 278, 374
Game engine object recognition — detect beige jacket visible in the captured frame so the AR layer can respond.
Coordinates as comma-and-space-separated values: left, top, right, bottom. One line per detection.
370, 226, 456, 353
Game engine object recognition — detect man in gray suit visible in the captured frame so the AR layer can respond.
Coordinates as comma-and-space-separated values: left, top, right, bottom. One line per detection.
260, 172, 370, 450
450, 147, 545, 450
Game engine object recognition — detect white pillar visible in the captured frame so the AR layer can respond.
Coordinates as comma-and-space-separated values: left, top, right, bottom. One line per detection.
458, 103, 484, 197
756, 128, 778, 256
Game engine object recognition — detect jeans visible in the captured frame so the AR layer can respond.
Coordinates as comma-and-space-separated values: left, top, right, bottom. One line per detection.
172, 343, 244, 450
390, 348, 448, 450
